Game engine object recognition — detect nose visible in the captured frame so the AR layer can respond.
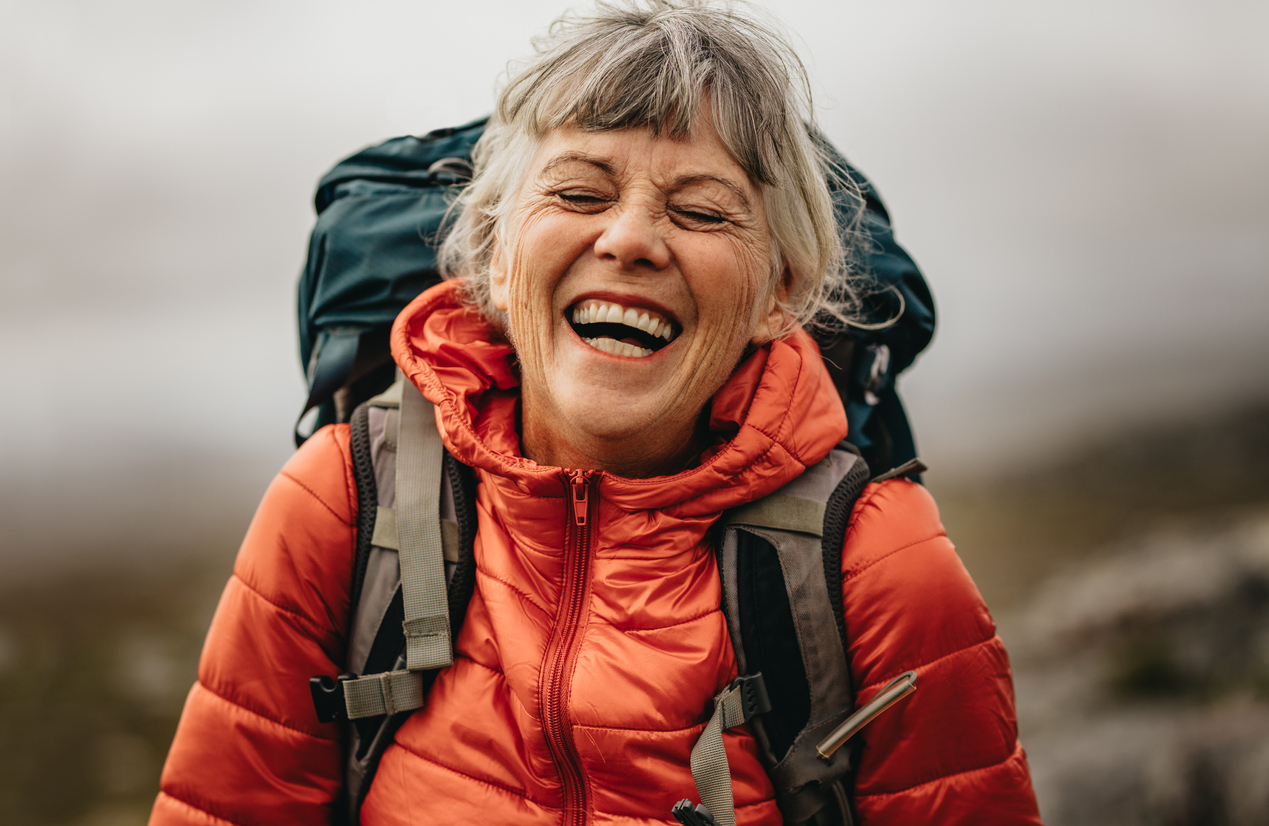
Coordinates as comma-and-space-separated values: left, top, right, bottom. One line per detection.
593, 204, 671, 271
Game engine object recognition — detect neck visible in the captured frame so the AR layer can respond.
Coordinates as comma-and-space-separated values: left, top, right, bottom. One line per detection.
519, 397, 705, 479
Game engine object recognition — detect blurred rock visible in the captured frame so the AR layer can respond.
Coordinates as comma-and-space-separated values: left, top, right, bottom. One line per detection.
1001, 512, 1269, 825
1027, 703, 1269, 826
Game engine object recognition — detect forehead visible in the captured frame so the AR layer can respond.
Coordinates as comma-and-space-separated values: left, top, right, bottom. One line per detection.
528, 120, 759, 199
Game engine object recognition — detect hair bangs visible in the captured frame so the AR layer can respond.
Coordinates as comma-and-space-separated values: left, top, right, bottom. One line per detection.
441, 0, 867, 337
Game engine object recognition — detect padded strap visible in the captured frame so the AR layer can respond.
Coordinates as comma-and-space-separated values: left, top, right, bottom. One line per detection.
395, 379, 453, 671
689, 675, 771, 826
716, 447, 867, 824
343, 670, 425, 719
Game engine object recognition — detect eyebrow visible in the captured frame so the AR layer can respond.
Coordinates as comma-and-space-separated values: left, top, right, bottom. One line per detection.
674, 174, 753, 212
541, 152, 616, 176
539, 154, 754, 212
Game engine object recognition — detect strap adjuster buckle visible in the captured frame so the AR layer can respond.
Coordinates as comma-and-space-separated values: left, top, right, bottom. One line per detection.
733, 673, 772, 720
672, 800, 721, 826
309, 673, 355, 723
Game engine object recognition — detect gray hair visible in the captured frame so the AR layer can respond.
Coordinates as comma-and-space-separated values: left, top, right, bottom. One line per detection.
438, 0, 864, 336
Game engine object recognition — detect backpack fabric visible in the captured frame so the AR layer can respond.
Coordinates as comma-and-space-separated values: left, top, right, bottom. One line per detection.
294, 119, 934, 475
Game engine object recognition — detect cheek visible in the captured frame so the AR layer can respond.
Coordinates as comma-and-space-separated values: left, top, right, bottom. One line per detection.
695, 244, 771, 335
502, 214, 563, 315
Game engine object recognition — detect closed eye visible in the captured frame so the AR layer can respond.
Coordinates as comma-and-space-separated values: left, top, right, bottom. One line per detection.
556, 191, 610, 209
673, 208, 728, 227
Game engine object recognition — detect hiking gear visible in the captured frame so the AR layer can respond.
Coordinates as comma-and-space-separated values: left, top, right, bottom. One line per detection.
295, 119, 483, 445
815, 671, 917, 761
672, 799, 722, 826
153, 280, 1039, 826
294, 120, 934, 476
686, 675, 773, 826
324, 371, 874, 824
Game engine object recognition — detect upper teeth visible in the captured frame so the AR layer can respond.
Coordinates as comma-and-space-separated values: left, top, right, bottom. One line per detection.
570, 300, 674, 341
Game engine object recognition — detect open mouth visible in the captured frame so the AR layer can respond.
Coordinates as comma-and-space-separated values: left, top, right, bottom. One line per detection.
567, 299, 679, 358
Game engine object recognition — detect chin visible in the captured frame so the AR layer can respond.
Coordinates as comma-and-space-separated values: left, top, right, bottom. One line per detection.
566, 401, 659, 442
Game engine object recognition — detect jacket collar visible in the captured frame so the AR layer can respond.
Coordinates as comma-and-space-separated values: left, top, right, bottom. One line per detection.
391, 280, 849, 516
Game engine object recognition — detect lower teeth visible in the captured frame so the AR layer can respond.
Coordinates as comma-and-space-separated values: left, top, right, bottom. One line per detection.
584, 337, 653, 358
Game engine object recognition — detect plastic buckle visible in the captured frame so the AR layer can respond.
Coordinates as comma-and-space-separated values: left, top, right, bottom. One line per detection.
309, 673, 354, 723
735, 673, 772, 720
863, 344, 890, 406
671, 800, 720, 826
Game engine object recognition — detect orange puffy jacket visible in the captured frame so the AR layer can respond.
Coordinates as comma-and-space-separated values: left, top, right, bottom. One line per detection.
152, 281, 1041, 825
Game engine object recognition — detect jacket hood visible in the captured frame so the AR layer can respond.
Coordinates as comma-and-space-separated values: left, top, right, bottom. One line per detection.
390, 279, 848, 516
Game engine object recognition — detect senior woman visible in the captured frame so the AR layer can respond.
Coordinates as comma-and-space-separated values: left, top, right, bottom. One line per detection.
152, 2, 1041, 825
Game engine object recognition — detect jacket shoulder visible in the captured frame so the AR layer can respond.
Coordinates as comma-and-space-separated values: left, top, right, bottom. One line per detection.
229, 423, 357, 648
278, 422, 359, 526
153, 424, 355, 825
840, 479, 1041, 825
842, 480, 994, 667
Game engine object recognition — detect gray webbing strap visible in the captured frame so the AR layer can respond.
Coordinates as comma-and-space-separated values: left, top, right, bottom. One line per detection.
689, 676, 770, 826
370, 505, 459, 563
342, 670, 425, 719
724, 494, 826, 537
395, 380, 453, 671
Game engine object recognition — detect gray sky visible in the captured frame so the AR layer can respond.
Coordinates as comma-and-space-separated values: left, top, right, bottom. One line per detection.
2, 0, 1267, 568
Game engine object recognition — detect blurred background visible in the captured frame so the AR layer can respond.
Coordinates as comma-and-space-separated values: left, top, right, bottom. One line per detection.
1, 0, 1267, 823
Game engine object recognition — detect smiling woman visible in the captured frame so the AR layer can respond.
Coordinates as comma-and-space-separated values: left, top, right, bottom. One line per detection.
493, 121, 781, 476
151, 2, 1041, 826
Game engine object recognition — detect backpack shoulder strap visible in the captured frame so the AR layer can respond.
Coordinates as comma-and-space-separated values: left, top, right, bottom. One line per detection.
309, 377, 479, 825
687, 449, 927, 826
684, 447, 869, 826
394, 377, 453, 671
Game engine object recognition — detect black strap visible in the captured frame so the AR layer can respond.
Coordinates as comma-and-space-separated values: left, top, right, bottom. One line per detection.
297, 327, 364, 446
820, 456, 870, 651
348, 403, 379, 619
444, 452, 480, 642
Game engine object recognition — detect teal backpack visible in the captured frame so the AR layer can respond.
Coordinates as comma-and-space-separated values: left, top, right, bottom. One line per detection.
295, 118, 935, 475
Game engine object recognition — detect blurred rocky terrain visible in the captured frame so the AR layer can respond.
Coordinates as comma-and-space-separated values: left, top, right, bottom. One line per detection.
930, 399, 1269, 825
0, 557, 227, 826
1006, 515, 1269, 825
1, 398, 1267, 825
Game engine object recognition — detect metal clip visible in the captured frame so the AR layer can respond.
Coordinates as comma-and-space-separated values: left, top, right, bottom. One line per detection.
862, 344, 890, 406
816, 670, 917, 760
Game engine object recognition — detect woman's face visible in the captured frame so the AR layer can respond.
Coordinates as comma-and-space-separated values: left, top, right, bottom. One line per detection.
491, 116, 781, 477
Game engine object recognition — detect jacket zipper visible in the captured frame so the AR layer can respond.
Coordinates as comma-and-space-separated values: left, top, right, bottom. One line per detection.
543, 469, 596, 826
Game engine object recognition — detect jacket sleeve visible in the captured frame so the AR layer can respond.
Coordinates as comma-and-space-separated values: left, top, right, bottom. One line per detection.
150, 425, 357, 826
841, 479, 1042, 825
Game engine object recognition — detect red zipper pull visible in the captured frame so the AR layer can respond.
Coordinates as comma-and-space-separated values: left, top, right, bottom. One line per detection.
570, 471, 590, 526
